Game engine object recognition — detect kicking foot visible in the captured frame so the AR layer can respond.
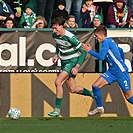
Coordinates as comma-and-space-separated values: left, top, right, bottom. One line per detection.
48, 108, 60, 117
88, 107, 104, 116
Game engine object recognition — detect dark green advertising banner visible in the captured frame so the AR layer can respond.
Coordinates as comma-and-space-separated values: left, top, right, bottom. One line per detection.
0, 30, 95, 72
0, 30, 133, 72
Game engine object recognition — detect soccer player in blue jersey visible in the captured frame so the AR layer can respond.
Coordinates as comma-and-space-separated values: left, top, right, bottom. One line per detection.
48, 16, 94, 117
82, 25, 133, 116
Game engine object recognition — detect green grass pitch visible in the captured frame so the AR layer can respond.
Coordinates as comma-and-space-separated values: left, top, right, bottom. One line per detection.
0, 117, 133, 133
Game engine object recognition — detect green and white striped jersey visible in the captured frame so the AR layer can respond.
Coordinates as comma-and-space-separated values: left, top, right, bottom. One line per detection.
52, 29, 87, 66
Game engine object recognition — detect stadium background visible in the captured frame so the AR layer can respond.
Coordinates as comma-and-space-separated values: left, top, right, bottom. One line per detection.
0, 29, 133, 117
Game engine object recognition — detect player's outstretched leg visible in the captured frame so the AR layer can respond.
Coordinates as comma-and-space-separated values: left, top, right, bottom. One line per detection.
88, 85, 104, 116
81, 88, 94, 98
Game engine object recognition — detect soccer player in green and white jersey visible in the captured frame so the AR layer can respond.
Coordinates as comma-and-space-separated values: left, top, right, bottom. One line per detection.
48, 16, 93, 117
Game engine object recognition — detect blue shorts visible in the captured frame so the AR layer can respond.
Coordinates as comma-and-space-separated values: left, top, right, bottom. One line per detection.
101, 70, 131, 92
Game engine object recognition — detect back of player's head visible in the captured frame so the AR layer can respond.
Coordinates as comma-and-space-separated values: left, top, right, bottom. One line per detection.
51, 16, 65, 27
94, 25, 107, 36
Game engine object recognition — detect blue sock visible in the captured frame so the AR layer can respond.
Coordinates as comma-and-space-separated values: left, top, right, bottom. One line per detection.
92, 85, 103, 107
127, 96, 133, 104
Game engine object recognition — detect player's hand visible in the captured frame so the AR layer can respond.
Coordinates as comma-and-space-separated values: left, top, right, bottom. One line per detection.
82, 43, 91, 52
71, 67, 78, 76
52, 55, 58, 64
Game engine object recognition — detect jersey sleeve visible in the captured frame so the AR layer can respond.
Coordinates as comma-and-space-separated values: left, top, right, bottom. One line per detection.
77, 46, 87, 65
55, 44, 59, 55
89, 42, 109, 60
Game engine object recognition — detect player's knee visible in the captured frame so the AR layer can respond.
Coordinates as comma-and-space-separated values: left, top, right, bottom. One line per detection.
55, 80, 61, 87
123, 91, 132, 99
125, 94, 132, 100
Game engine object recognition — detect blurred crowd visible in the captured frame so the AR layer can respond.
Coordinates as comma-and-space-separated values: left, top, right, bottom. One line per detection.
0, 0, 133, 29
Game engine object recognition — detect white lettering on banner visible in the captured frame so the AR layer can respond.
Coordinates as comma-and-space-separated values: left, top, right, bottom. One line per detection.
19, 37, 26, 66
35, 43, 55, 66
118, 44, 130, 53
0, 37, 61, 67
0, 43, 18, 66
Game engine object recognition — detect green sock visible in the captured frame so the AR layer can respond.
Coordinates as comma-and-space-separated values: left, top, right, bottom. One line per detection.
82, 88, 93, 97
55, 98, 62, 109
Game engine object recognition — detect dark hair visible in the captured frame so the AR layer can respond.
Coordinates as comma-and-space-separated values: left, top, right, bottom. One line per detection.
130, 14, 133, 19
94, 25, 107, 36
51, 16, 65, 27
3, 17, 18, 28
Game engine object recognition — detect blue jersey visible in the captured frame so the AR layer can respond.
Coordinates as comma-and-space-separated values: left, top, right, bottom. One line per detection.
89, 37, 128, 74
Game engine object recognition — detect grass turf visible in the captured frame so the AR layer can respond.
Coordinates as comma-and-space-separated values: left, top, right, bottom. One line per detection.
0, 117, 133, 133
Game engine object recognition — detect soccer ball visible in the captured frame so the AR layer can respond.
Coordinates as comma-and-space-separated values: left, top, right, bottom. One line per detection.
8, 107, 21, 120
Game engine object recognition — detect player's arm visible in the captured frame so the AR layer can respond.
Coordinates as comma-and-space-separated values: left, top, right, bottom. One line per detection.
82, 42, 108, 61
69, 36, 87, 75
69, 36, 87, 66
89, 49, 106, 61
71, 45, 87, 76
77, 46, 87, 66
